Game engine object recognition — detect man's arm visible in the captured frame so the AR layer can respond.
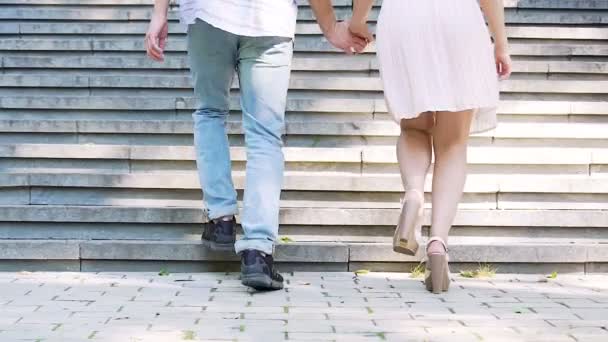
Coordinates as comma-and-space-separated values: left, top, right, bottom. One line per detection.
309, 0, 367, 54
145, 0, 170, 61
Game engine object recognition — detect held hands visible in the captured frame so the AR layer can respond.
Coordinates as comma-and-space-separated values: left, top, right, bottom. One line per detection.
495, 47, 512, 80
326, 20, 368, 55
145, 12, 169, 62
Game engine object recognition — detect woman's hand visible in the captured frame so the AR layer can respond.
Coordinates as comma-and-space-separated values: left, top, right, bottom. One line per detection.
495, 47, 512, 80
349, 19, 374, 44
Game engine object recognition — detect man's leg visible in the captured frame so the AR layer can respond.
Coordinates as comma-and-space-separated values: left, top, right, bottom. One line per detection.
234, 36, 293, 290
187, 19, 239, 235
234, 36, 293, 255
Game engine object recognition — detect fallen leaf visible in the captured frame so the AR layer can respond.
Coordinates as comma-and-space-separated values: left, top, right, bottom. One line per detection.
355, 269, 370, 276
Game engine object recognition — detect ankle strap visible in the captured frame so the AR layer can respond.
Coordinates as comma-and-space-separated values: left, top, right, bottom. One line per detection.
426, 236, 448, 252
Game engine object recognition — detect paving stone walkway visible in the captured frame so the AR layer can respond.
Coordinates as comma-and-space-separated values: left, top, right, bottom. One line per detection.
0, 272, 607, 341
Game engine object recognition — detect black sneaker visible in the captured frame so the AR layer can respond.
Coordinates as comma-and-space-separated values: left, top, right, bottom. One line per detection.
202, 216, 236, 252
240, 249, 284, 291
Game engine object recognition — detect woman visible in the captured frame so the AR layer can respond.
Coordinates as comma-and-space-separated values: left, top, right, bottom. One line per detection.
349, 0, 512, 293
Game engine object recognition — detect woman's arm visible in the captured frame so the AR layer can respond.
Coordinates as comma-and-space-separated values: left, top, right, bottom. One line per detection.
479, 0, 512, 79
480, 0, 508, 51
352, 0, 374, 24
349, 0, 374, 41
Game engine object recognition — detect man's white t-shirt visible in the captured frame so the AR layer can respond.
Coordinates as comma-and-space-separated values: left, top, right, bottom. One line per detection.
178, 0, 298, 38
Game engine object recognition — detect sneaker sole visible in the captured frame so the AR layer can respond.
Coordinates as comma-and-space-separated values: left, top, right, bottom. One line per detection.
241, 273, 283, 291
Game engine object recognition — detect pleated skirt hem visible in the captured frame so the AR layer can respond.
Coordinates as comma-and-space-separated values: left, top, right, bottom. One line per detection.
389, 104, 498, 134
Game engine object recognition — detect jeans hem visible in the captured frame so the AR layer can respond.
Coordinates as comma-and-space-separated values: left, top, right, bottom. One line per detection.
234, 239, 274, 255
207, 206, 239, 221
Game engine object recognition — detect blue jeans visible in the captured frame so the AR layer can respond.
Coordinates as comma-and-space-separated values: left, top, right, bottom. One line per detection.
187, 19, 293, 255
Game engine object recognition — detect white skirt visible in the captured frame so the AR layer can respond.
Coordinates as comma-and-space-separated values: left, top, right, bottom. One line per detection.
376, 0, 500, 133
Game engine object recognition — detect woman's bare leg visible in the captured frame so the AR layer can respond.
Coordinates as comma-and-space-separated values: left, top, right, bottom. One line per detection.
428, 110, 474, 253
396, 112, 434, 240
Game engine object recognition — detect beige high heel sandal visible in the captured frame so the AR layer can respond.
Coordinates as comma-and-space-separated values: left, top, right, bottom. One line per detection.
424, 236, 450, 294
393, 190, 424, 256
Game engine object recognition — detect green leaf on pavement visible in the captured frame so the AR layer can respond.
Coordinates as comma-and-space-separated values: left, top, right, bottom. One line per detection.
182, 330, 195, 340
410, 264, 426, 278
279, 236, 294, 243
460, 270, 475, 278
355, 269, 370, 276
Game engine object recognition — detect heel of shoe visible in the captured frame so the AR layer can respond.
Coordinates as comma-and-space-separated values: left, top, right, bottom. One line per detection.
424, 236, 451, 293
427, 254, 449, 294
392, 190, 424, 256
393, 223, 420, 256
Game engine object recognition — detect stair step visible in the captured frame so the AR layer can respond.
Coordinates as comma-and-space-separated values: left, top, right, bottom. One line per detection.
3, 56, 606, 75
0, 6, 606, 25
1, 97, 606, 116
1, 174, 605, 210
3, 21, 606, 40
2, 37, 606, 56
0, 144, 605, 165
1, 222, 606, 243
0, 119, 607, 146
350, 239, 608, 263
11, 192, 608, 211
3, 74, 607, 94
0, 205, 605, 227
0, 120, 605, 144
2, 172, 606, 194
0, 162, 598, 180
1, 239, 607, 265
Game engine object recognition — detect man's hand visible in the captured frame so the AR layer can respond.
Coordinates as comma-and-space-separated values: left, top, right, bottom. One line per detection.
145, 12, 169, 62
326, 21, 368, 55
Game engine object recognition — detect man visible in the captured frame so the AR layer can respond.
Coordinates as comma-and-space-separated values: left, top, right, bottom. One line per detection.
145, 0, 366, 291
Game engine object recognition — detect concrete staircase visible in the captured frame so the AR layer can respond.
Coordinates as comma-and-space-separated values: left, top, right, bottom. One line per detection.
0, 0, 607, 273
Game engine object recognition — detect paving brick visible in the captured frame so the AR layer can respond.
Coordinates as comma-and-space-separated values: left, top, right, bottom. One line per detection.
283, 320, 333, 333
567, 327, 608, 340
559, 299, 608, 308
571, 309, 608, 320
547, 319, 608, 328
376, 319, 461, 332
0, 272, 606, 341
461, 318, 552, 328
244, 312, 326, 320
422, 327, 481, 342
512, 327, 580, 341
289, 332, 384, 341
